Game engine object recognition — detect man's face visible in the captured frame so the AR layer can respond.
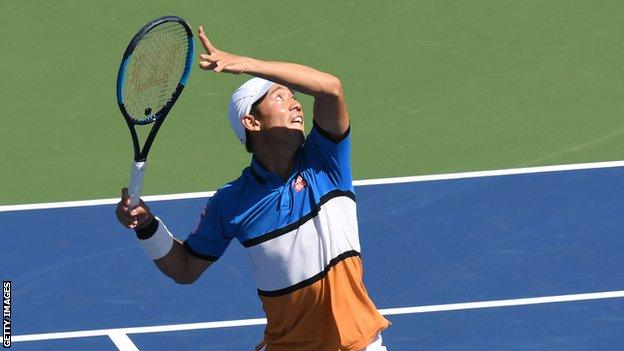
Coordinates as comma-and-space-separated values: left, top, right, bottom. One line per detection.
255, 84, 304, 134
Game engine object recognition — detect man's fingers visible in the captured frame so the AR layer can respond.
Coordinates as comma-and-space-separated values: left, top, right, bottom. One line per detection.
117, 207, 143, 229
116, 205, 132, 220
199, 53, 216, 61
130, 206, 147, 216
199, 60, 218, 71
198, 26, 215, 53
116, 201, 129, 217
116, 189, 151, 229
116, 208, 135, 228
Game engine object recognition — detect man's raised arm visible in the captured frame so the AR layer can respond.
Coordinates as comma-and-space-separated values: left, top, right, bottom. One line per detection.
196, 26, 349, 140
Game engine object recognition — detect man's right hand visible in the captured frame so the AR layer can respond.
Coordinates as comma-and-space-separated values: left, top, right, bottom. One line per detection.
116, 187, 153, 229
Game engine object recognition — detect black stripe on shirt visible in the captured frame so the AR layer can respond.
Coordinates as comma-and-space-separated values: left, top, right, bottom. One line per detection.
257, 250, 361, 297
313, 120, 351, 144
183, 240, 219, 262
241, 189, 356, 248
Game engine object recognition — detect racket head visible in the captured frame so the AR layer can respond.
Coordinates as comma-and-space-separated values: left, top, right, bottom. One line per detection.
116, 15, 194, 126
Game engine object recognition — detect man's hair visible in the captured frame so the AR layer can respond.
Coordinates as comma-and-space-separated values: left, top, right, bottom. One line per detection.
245, 94, 267, 153
245, 130, 252, 153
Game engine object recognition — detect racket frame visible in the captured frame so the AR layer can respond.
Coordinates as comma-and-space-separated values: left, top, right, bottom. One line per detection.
116, 15, 194, 205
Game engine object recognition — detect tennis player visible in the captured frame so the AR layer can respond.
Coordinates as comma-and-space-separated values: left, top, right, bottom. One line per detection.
116, 25, 390, 351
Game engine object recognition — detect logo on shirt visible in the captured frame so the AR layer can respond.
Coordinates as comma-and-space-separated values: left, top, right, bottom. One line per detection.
293, 175, 307, 192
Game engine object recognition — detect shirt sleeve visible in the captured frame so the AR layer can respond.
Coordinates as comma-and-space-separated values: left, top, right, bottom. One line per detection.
184, 191, 232, 261
304, 121, 352, 189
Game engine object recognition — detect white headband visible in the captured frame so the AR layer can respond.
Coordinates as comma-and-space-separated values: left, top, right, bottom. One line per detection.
227, 77, 274, 144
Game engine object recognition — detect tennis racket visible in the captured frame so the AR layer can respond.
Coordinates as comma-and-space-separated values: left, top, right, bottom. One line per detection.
116, 15, 194, 206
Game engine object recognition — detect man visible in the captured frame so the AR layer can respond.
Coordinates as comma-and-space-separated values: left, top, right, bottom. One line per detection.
116, 25, 390, 351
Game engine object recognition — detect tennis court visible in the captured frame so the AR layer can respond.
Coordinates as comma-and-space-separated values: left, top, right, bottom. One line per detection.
2, 0, 624, 350
4, 162, 624, 350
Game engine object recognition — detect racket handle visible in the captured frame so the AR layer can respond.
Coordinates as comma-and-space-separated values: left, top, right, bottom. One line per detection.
129, 160, 147, 207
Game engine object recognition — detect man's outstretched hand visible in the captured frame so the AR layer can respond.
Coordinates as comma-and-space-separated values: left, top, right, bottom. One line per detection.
197, 26, 250, 74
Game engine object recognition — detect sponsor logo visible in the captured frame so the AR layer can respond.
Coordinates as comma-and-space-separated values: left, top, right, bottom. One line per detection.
293, 175, 307, 192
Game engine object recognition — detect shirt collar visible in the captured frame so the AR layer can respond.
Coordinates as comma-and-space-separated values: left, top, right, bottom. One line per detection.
250, 153, 302, 185
250, 156, 270, 184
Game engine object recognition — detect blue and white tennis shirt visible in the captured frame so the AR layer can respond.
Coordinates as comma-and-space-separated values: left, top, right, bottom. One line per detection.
184, 123, 389, 351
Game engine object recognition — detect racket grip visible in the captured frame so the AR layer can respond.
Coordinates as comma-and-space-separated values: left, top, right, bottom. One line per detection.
129, 160, 147, 207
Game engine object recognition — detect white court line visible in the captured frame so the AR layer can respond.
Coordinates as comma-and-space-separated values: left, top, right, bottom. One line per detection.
1, 160, 623, 212
108, 331, 140, 351
0, 191, 216, 213
377, 290, 624, 315
12, 290, 624, 343
353, 160, 624, 186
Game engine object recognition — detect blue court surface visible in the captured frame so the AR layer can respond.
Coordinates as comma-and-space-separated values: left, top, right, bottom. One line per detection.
3, 163, 624, 350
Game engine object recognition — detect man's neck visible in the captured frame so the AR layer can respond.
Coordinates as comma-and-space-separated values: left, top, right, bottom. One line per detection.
253, 144, 298, 182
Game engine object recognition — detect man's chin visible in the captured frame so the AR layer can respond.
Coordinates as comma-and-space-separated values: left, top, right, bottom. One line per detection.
265, 127, 305, 146
287, 130, 305, 146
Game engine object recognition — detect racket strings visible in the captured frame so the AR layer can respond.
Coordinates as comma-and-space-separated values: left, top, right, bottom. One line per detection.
124, 22, 189, 121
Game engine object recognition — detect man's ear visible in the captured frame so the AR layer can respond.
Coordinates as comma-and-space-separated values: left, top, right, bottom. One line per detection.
241, 114, 262, 132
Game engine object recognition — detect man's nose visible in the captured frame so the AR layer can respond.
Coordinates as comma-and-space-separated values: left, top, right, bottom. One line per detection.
290, 99, 302, 111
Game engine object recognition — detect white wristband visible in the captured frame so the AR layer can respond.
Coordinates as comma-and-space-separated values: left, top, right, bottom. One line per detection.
137, 217, 174, 260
